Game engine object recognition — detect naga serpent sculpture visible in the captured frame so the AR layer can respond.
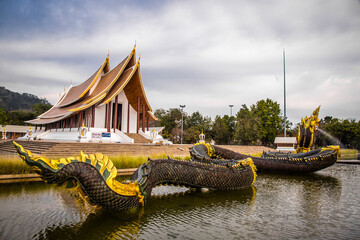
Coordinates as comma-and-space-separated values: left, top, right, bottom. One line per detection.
190, 106, 340, 174
13, 141, 256, 211
190, 143, 340, 174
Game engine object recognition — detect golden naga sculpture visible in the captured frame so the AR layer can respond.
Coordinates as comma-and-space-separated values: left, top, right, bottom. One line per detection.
296, 106, 321, 153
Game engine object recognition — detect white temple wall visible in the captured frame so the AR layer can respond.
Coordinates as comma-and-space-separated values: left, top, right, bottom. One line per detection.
128, 105, 137, 133
116, 91, 128, 132
116, 91, 137, 133
93, 91, 139, 132
94, 104, 106, 128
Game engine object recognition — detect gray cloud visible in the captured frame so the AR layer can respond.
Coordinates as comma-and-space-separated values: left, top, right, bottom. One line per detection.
0, 0, 359, 124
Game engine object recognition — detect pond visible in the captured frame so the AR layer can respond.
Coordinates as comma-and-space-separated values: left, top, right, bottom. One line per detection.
0, 164, 359, 239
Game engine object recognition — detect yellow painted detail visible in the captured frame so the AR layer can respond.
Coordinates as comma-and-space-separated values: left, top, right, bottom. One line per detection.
296, 106, 321, 153
103, 64, 138, 104
68, 92, 107, 112
321, 145, 341, 158
83, 50, 135, 105
194, 143, 216, 157
79, 55, 109, 98
232, 158, 257, 185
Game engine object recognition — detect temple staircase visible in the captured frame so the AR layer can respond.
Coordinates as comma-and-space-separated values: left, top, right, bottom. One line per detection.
125, 133, 151, 144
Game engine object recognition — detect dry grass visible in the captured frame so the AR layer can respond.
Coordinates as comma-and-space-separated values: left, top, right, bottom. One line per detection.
0, 154, 190, 175
339, 149, 359, 160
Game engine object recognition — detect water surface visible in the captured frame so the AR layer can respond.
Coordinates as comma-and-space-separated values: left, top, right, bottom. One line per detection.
0, 164, 359, 239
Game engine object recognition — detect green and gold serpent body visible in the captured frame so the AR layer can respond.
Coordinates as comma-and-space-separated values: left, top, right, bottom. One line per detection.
13, 141, 256, 211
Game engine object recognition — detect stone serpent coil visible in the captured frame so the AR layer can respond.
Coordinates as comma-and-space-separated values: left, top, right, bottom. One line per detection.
13, 141, 256, 211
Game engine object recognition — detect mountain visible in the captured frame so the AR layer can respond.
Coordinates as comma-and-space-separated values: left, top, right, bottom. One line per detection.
0, 86, 51, 111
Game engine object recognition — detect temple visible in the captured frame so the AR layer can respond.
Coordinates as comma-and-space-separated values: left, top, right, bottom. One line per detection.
24, 45, 158, 143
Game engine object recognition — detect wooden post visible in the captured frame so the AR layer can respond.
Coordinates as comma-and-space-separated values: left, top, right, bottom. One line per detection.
137, 97, 140, 133
127, 102, 130, 133
147, 117, 149, 131
113, 95, 118, 131
105, 104, 108, 129
107, 102, 111, 132
91, 105, 95, 128
142, 104, 145, 132
70, 116, 73, 131
78, 112, 82, 129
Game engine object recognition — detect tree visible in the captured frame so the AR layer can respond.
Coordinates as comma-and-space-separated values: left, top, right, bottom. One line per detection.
186, 111, 212, 142
211, 115, 235, 144
253, 98, 282, 146
0, 108, 8, 125
31, 103, 52, 116
316, 117, 360, 149
154, 108, 185, 140
183, 126, 201, 144
233, 104, 261, 145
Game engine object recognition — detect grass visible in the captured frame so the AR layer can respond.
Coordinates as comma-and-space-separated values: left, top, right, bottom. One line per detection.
0, 154, 190, 175
339, 149, 359, 160
0, 157, 34, 175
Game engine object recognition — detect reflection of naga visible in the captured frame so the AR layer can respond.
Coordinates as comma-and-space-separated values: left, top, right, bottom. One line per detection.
297, 106, 321, 153
13, 141, 256, 211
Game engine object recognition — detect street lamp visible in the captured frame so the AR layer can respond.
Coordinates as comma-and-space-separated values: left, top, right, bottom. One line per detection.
229, 105, 234, 116
180, 105, 186, 144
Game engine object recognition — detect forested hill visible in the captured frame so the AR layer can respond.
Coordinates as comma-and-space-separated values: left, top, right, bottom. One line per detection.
0, 86, 50, 111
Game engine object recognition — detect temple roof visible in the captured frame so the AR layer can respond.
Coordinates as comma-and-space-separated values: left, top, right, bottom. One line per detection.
26, 46, 156, 125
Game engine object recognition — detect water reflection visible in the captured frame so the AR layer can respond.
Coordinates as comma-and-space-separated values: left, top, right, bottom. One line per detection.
1, 165, 359, 239
34, 186, 257, 239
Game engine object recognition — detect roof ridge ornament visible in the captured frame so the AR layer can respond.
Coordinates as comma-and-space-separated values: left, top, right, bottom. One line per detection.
136, 56, 141, 67
131, 42, 136, 54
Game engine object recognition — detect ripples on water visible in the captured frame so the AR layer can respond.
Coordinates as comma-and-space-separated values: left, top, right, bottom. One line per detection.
0, 164, 359, 239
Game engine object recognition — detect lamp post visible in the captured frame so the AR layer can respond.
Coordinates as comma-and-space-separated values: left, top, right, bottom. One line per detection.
180, 105, 185, 144
229, 105, 234, 116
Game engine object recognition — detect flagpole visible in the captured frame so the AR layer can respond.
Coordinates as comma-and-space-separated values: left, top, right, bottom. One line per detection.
283, 49, 287, 137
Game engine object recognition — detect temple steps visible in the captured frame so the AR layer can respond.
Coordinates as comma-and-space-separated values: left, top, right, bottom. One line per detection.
0, 140, 58, 156
0, 140, 192, 158
125, 133, 151, 144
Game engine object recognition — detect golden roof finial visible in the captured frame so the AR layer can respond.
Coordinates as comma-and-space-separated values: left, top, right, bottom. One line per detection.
136, 57, 141, 67
29, 125, 32, 130
82, 120, 85, 128
132, 41, 136, 54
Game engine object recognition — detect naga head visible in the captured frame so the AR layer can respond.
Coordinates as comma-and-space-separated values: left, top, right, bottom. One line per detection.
296, 106, 320, 153
13, 141, 56, 174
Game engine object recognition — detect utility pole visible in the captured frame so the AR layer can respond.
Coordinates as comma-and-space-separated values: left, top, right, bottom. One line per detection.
283, 49, 287, 137
180, 105, 185, 144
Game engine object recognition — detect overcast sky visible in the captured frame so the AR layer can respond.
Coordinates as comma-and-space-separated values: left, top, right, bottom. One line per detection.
0, 0, 359, 125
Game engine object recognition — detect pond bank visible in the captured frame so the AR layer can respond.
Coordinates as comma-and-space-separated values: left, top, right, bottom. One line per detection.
0, 168, 138, 183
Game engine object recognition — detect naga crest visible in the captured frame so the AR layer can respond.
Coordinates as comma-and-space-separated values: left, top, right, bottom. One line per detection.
296, 106, 320, 153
